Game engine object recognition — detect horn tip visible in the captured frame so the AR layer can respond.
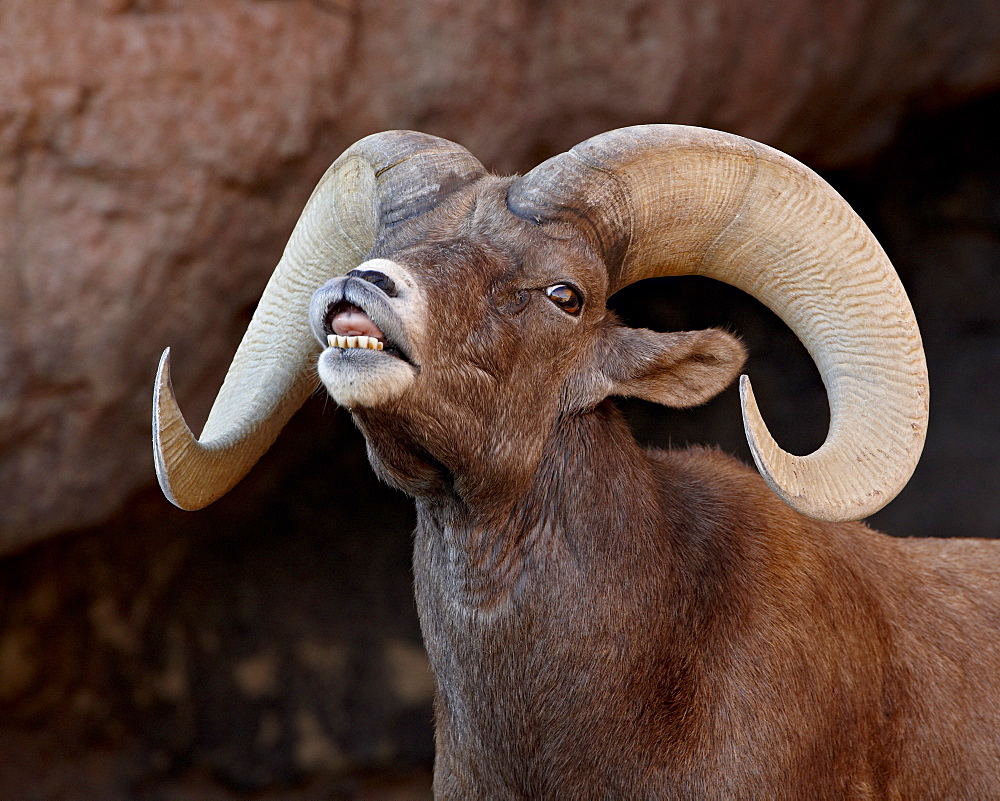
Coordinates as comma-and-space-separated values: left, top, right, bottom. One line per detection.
152, 347, 196, 510
738, 374, 771, 485
740, 374, 892, 523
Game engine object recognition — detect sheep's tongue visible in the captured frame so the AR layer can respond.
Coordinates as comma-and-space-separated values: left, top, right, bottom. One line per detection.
331, 304, 385, 340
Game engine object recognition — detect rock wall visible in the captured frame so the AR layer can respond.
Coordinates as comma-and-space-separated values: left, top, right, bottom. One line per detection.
3, 0, 1000, 551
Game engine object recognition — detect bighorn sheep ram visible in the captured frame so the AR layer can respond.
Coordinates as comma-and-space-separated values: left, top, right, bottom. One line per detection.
153, 126, 1000, 798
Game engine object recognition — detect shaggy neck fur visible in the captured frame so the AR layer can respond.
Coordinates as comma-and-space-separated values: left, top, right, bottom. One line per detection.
360, 401, 717, 794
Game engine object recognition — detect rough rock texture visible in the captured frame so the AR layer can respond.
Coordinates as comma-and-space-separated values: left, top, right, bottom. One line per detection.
0, 94, 997, 799
3, 0, 1000, 551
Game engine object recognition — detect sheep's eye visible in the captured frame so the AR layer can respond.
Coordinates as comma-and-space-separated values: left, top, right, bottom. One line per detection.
544, 283, 582, 315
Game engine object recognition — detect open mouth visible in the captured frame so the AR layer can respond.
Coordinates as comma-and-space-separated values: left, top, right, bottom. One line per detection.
309, 265, 421, 407
324, 300, 386, 347
321, 299, 411, 363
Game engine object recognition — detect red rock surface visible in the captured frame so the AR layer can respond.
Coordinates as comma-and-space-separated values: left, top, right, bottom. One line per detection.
2, 0, 1000, 552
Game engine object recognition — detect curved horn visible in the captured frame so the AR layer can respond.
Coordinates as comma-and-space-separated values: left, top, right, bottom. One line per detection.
508, 125, 928, 522
154, 131, 485, 510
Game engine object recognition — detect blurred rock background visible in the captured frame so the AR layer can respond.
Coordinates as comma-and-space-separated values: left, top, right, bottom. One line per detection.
0, 1, 998, 797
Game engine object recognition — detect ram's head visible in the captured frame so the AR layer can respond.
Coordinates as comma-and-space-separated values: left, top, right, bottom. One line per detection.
153, 127, 928, 521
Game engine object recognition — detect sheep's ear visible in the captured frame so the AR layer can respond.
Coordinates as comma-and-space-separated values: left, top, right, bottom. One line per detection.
586, 326, 746, 408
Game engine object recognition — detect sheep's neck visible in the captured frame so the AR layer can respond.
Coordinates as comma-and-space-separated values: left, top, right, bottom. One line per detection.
412, 401, 667, 608
410, 402, 691, 781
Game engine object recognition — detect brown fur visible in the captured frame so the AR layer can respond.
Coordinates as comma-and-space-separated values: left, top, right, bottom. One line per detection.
337, 177, 1000, 798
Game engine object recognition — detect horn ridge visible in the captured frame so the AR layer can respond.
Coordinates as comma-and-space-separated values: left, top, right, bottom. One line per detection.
508, 146, 634, 273
511, 124, 928, 522
354, 131, 487, 230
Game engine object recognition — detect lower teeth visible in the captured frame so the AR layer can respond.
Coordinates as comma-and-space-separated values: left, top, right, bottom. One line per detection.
327, 334, 384, 350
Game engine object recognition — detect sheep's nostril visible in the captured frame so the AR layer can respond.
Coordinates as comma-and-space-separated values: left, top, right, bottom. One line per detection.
349, 269, 397, 297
